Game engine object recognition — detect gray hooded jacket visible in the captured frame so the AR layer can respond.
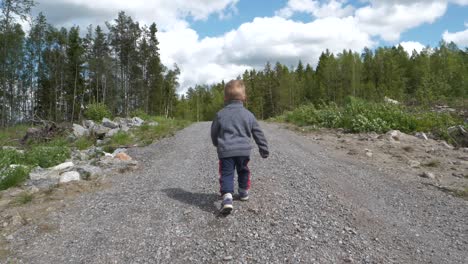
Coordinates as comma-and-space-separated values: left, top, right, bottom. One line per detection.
211, 101, 269, 159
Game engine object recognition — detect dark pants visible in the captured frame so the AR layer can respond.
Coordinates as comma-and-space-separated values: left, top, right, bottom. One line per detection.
218, 156, 251, 195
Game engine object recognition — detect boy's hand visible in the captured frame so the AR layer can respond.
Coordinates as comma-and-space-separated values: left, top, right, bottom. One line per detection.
260, 149, 269, 159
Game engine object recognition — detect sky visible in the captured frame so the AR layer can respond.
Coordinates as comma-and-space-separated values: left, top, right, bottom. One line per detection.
29, 0, 468, 93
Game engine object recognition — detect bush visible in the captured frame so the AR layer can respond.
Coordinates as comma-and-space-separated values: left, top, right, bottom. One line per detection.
74, 136, 95, 150
85, 103, 112, 122
0, 166, 30, 191
0, 149, 25, 169
282, 97, 463, 137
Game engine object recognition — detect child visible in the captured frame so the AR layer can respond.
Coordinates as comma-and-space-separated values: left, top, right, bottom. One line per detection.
211, 80, 269, 214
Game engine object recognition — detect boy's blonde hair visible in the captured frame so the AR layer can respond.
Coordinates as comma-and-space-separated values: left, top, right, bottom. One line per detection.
224, 80, 246, 101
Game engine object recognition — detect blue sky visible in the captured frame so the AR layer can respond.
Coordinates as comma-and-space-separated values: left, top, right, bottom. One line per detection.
190, 0, 468, 48
31, 0, 468, 91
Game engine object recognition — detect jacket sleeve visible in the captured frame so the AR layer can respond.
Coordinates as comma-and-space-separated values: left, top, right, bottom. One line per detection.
211, 115, 219, 147
251, 117, 269, 158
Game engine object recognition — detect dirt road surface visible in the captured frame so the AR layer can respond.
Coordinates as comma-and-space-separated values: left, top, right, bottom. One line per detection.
7, 122, 468, 263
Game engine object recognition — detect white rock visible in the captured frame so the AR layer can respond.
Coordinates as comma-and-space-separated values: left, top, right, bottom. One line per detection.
415, 132, 428, 141
121, 124, 130, 132
440, 141, 454, 150
105, 128, 120, 138
29, 167, 60, 180
463, 148, 468, 153
408, 160, 421, 168
59, 171, 81, 183
112, 148, 127, 156
102, 118, 119, 129
51, 161, 74, 171
386, 130, 401, 141
420, 172, 435, 179
384, 97, 400, 105
83, 120, 96, 129
132, 117, 144, 127
73, 124, 89, 137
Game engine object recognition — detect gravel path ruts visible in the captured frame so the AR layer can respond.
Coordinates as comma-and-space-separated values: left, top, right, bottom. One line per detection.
8, 122, 468, 263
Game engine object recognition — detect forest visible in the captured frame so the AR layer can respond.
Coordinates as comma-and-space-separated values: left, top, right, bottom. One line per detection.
1, 0, 467, 127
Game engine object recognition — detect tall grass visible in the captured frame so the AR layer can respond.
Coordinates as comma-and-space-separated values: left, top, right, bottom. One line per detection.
282, 97, 464, 141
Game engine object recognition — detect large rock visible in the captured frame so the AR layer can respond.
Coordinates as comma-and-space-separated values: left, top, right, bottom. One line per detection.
59, 171, 81, 183
92, 124, 110, 139
131, 117, 144, 127
29, 167, 60, 181
76, 165, 102, 180
73, 124, 89, 138
83, 120, 96, 130
102, 118, 119, 129
105, 128, 120, 138
448, 125, 468, 147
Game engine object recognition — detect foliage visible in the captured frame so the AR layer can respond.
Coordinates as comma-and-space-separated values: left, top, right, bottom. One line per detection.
25, 145, 70, 168
0, 166, 30, 191
73, 136, 95, 150
0, 125, 30, 147
283, 97, 463, 138
84, 103, 112, 122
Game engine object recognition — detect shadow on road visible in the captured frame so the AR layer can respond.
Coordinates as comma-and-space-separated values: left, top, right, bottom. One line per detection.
162, 188, 219, 214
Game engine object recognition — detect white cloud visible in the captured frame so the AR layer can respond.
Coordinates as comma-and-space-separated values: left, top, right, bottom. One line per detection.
399, 41, 426, 54
159, 16, 374, 92
443, 28, 468, 47
34, 0, 239, 30
276, 0, 354, 19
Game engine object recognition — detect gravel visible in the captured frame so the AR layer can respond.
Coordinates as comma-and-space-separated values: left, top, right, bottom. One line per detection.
6, 122, 468, 263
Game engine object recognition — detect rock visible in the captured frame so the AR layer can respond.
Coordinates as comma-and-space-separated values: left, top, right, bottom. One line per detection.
148, 121, 159, 127
29, 167, 60, 181
131, 117, 144, 127
26, 178, 58, 189
384, 97, 399, 105
105, 128, 120, 138
365, 149, 373, 158
102, 117, 119, 129
448, 125, 468, 147
452, 173, 465, 178
83, 120, 96, 129
67, 133, 77, 143
415, 132, 428, 141
51, 161, 74, 171
73, 124, 89, 138
59, 171, 81, 183
223, 256, 233, 261
112, 148, 127, 156
463, 148, 468, 153
92, 125, 110, 139
408, 160, 421, 168
76, 165, 102, 180
11, 214, 24, 227
121, 124, 130, 132
420, 172, 435, 179
386, 130, 401, 141
115, 152, 132, 161
440, 141, 454, 150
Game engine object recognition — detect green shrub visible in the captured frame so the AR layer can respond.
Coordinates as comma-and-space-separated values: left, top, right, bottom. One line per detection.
110, 131, 133, 146
74, 136, 95, 150
0, 166, 30, 191
25, 146, 70, 168
84, 103, 112, 122
130, 109, 151, 121
0, 149, 25, 169
283, 97, 464, 137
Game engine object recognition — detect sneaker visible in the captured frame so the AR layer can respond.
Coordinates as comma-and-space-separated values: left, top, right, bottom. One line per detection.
221, 193, 233, 214
238, 188, 249, 201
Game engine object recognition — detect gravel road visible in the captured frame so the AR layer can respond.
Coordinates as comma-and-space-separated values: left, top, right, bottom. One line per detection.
8, 122, 468, 263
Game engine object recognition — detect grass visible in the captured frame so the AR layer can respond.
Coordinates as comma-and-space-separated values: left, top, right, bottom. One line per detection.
280, 97, 465, 144
0, 116, 190, 191
423, 160, 441, 167
14, 192, 33, 205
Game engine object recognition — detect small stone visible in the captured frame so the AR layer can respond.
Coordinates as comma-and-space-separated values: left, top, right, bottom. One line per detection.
59, 171, 81, 183
105, 128, 120, 138
6, 235, 14, 241
223, 256, 233, 261
415, 132, 428, 141
365, 149, 373, 158
420, 172, 436, 179
440, 141, 454, 150
386, 130, 401, 141
408, 160, 421, 168
115, 152, 132, 161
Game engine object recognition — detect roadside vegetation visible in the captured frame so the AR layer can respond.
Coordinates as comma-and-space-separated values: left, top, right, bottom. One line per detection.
275, 97, 465, 142
0, 115, 190, 191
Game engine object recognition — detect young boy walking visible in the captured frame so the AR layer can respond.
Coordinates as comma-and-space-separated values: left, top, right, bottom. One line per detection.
211, 80, 269, 214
